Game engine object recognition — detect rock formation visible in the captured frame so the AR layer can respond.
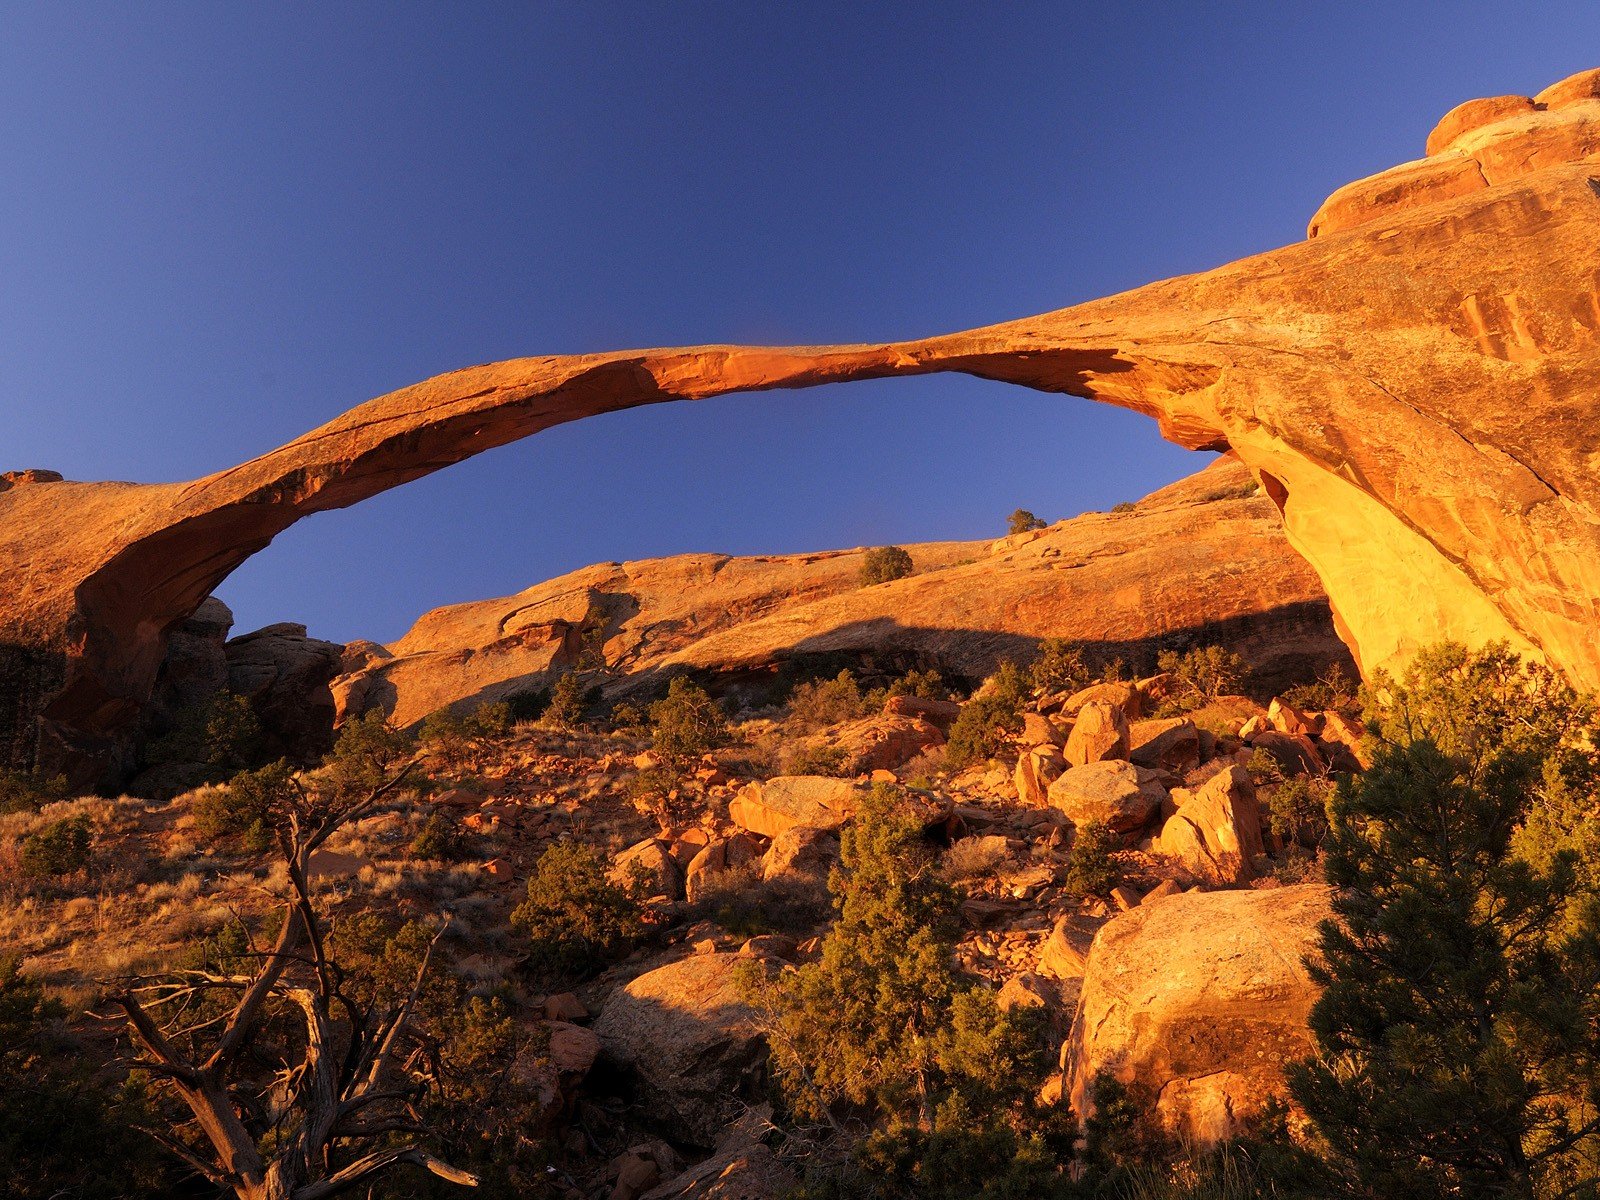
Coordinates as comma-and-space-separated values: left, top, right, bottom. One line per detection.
6, 66, 1599, 785
340, 457, 1339, 729
1064, 884, 1332, 1143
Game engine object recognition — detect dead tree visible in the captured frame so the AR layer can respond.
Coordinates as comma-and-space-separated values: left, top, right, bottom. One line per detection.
116, 756, 479, 1200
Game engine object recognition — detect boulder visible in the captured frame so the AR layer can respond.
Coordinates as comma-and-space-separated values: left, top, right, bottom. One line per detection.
1036, 912, 1103, 981
595, 954, 771, 1147
1266, 697, 1320, 737
760, 825, 839, 882
728, 776, 862, 839
613, 838, 684, 901
1064, 884, 1333, 1145
685, 833, 761, 902
884, 693, 961, 732
1128, 718, 1201, 774
1153, 764, 1265, 884
828, 713, 944, 773
1047, 760, 1167, 837
1021, 712, 1067, 749
1014, 744, 1067, 807
641, 1106, 796, 1200
1058, 681, 1142, 721
1425, 94, 1537, 156
1247, 729, 1327, 777
225, 623, 344, 761
1064, 701, 1130, 767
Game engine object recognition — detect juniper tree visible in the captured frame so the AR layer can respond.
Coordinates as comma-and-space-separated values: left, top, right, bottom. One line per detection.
1289, 643, 1600, 1199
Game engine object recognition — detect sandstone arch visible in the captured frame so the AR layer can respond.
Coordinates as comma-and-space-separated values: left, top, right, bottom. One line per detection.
6, 67, 1600, 784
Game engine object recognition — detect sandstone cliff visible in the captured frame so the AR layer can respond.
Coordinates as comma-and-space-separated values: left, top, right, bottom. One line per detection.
335, 457, 1346, 727
6, 66, 1599, 785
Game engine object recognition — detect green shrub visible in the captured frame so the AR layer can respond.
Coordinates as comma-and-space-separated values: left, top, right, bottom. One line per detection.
0, 768, 69, 815
860, 545, 914, 586
419, 701, 503, 771
788, 669, 870, 730
1288, 641, 1600, 1198
511, 842, 646, 982
1110, 501, 1137, 514
543, 672, 587, 728
1007, 509, 1047, 535
1279, 662, 1359, 716
1030, 638, 1092, 696
885, 668, 948, 702
943, 661, 1028, 770
0, 956, 176, 1198
145, 690, 264, 775
18, 815, 92, 877
608, 701, 648, 735
410, 813, 464, 861
750, 785, 1068, 1190
1062, 819, 1121, 898
687, 864, 830, 939
194, 760, 294, 849
649, 676, 728, 765
782, 742, 854, 777
1156, 645, 1248, 712
1263, 775, 1332, 848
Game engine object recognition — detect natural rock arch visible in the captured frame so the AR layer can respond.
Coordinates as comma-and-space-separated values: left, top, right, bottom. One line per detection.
5, 66, 1600, 785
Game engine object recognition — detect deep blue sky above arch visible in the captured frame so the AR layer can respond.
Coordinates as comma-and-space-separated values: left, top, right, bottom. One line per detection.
4, 3, 1596, 644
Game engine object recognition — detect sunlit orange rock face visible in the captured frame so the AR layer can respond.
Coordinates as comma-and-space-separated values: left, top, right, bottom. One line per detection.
4, 66, 1599, 784
331, 458, 1347, 729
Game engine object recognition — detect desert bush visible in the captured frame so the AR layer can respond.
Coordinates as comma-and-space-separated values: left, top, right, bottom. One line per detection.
0, 768, 69, 815
688, 863, 830, 938
860, 545, 914, 586
788, 669, 870, 730
542, 671, 587, 728
943, 661, 1029, 770
885, 667, 948, 702
1062, 820, 1121, 898
1110, 501, 1138, 514
608, 700, 648, 735
1279, 661, 1360, 716
0, 955, 175, 1198
511, 841, 646, 982
145, 689, 264, 776
649, 676, 728, 765
941, 836, 1010, 881
782, 742, 854, 777
420, 700, 505, 772
1030, 638, 1092, 695
1262, 775, 1332, 848
1289, 641, 1600, 1198
193, 760, 292, 848
751, 785, 1070, 1192
19, 814, 92, 878
410, 813, 465, 861
1156, 645, 1248, 712
1007, 508, 1047, 535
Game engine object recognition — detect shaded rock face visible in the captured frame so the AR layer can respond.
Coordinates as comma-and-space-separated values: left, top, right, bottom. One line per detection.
593, 953, 769, 1149
1064, 884, 1332, 1145
224, 624, 344, 761
5, 66, 1599, 784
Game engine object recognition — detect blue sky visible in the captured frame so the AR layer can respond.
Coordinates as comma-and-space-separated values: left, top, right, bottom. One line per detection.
4, 3, 1596, 643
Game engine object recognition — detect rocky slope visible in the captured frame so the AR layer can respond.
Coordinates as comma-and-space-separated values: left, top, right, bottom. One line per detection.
6, 65, 1599, 786
336, 456, 1349, 728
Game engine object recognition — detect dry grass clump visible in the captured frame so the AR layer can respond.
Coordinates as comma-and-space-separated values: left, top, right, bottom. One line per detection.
942, 835, 1012, 881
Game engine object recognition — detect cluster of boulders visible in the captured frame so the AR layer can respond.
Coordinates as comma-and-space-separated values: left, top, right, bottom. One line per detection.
399, 673, 1361, 1180
1010, 675, 1359, 884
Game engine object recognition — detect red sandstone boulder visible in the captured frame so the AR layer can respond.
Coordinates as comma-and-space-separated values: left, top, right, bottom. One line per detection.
1065, 885, 1332, 1145
1064, 701, 1130, 767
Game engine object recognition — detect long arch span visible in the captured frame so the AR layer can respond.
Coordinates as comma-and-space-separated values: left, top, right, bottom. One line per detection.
6, 67, 1600, 784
